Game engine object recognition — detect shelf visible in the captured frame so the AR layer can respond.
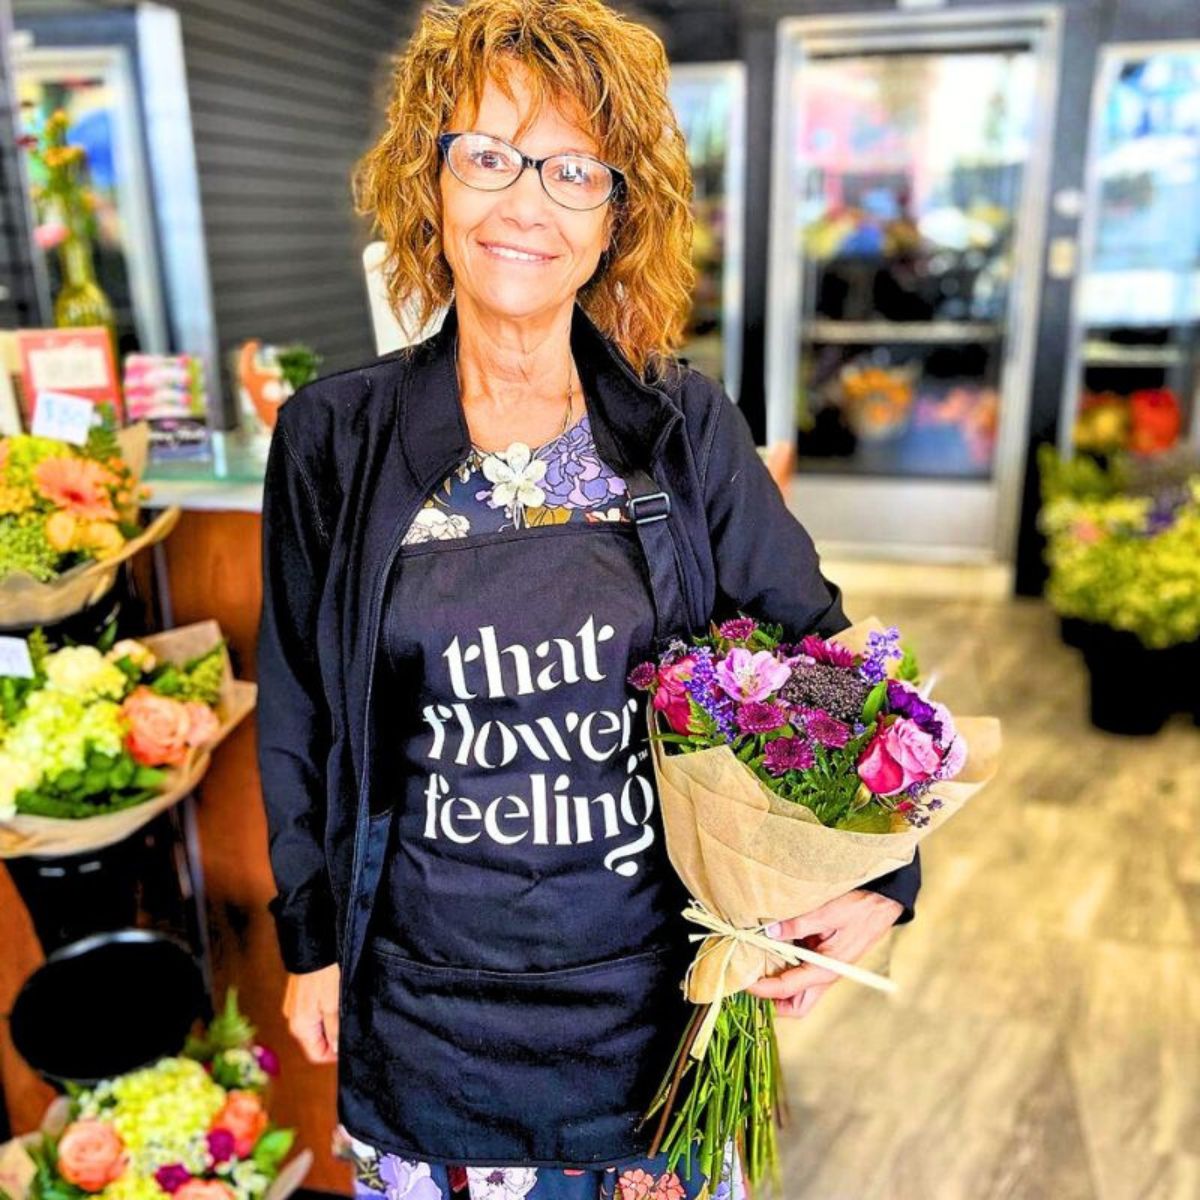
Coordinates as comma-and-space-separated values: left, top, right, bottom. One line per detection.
802, 320, 1003, 345
1082, 342, 1185, 368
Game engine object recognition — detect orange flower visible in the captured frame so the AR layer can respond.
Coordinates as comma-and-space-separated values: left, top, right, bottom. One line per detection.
56, 1120, 127, 1193
79, 520, 126, 559
45, 510, 79, 552
653, 1173, 685, 1200
211, 1090, 269, 1158
121, 686, 192, 766
174, 1182, 236, 1200
33, 457, 118, 521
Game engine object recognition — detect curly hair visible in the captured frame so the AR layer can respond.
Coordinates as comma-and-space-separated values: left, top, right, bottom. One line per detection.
353, 0, 695, 380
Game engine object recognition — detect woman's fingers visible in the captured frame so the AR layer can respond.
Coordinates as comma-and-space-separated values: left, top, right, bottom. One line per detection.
744, 960, 838, 999
776, 982, 832, 1020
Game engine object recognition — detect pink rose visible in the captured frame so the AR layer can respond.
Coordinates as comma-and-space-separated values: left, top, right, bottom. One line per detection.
174, 1182, 236, 1200
121, 686, 192, 767
857, 718, 942, 796
652, 657, 696, 735
56, 1120, 127, 1193
184, 701, 220, 748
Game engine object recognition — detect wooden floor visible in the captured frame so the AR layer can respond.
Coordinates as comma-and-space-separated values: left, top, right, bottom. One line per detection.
774, 592, 1199, 1200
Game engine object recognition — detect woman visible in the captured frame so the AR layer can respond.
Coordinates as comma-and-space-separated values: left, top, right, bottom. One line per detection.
256, 2, 921, 1199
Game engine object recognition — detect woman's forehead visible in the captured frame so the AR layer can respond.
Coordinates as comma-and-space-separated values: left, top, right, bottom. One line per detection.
453, 69, 600, 156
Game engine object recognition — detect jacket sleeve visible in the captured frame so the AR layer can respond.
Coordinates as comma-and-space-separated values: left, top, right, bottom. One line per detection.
256, 410, 340, 972
700, 385, 921, 924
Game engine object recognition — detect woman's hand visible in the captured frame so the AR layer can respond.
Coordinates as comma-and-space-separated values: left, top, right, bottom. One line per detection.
283, 962, 341, 1063
744, 889, 904, 1019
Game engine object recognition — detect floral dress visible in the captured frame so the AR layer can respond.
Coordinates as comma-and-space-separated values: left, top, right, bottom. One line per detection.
336, 413, 745, 1200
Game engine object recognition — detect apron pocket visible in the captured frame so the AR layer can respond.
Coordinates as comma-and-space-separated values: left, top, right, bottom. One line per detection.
338, 938, 692, 1167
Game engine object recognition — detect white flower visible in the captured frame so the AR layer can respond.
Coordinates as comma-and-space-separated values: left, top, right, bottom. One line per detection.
105, 638, 157, 672
480, 442, 546, 511
0, 751, 39, 819
465, 1166, 539, 1200
401, 506, 471, 545
43, 645, 127, 700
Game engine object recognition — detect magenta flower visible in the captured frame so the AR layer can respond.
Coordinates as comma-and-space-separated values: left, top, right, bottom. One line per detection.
206, 1129, 236, 1165
857, 718, 942, 796
715, 648, 791, 703
718, 617, 758, 642
626, 661, 657, 691
252, 1044, 280, 1077
155, 1165, 192, 1194
803, 709, 851, 749
799, 635, 855, 668
735, 701, 788, 735
763, 736, 815, 776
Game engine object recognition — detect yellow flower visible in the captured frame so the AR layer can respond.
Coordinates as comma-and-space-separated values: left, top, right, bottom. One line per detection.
81, 520, 127, 559
45, 509, 80, 552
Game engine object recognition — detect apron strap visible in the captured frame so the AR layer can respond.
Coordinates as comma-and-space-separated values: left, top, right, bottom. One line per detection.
623, 467, 697, 647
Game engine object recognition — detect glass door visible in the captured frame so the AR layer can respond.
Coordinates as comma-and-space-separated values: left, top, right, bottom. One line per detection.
1064, 43, 1200, 460
767, 10, 1059, 559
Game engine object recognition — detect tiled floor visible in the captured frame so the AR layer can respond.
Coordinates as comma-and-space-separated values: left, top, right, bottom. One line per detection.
774, 591, 1199, 1200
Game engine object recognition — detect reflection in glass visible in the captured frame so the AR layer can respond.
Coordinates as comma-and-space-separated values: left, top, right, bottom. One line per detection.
786, 48, 1036, 478
668, 64, 745, 398
1071, 47, 1200, 458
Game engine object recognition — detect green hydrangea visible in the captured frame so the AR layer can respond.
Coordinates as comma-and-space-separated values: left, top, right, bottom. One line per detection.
44, 645, 129, 701
3, 690, 124, 780
1, 434, 65, 490
0, 512, 60, 581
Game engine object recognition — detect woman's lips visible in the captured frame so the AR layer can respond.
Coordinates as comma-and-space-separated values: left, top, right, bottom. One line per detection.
479, 241, 558, 265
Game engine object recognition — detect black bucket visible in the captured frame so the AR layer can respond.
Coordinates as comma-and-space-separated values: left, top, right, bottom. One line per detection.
10, 929, 208, 1087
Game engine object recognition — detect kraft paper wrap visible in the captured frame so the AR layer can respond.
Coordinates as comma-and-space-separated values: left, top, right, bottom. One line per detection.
0, 620, 257, 859
647, 619, 1002, 1059
0, 423, 181, 629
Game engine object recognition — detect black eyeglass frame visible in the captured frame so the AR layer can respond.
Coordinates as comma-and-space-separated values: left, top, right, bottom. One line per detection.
437, 131, 626, 211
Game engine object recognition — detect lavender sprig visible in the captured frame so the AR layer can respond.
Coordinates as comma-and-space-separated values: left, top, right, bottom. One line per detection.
685, 647, 738, 742
859, 626, 903, 685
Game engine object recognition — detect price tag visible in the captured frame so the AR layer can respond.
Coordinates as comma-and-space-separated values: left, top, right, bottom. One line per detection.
31, 390, 98, 445
0, 637, 35, 679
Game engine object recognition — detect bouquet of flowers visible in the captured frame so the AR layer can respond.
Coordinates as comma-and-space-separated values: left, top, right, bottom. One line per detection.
627, 616, 1001, 1196
0, 619, 256, 857
0, 419, 179, 626
14, 991, 310, 1200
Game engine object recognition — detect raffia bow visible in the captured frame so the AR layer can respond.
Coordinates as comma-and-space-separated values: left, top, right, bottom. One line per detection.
680, 898, 898, 1061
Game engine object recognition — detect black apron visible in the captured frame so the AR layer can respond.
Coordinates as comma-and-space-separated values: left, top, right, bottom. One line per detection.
339, 471, 701, 1168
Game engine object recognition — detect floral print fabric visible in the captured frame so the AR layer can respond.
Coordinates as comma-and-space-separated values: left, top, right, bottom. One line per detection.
400, 414, 630, 546
336, 1126, 745, 1200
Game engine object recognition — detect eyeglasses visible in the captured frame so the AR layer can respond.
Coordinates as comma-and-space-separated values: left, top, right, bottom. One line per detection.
437, 131, 625, 212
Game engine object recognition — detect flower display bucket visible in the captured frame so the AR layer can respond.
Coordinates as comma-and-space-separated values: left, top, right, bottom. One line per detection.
9, 928, 207, 1087
1077, 622, 1180, 736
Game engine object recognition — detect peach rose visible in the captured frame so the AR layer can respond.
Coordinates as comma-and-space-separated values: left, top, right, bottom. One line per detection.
56, 1120, 127, 1193
121, 686, 192, 767
211, 1090, 268, 1158
184, 701, 220, 748
174, 1181, 236, 1200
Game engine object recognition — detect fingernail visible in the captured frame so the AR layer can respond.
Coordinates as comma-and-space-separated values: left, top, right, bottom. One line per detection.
765, 922, 782, 938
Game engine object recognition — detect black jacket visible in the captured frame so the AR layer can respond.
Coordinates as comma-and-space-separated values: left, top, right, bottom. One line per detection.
256, 299, 920, 978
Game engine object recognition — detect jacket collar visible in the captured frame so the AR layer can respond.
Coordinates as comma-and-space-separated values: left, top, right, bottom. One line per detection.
397, 298, 681, 492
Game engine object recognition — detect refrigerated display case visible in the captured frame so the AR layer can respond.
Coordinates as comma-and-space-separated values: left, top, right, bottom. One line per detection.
668, 62, 746, 399
767, 8, 1060, 559
1063, 43, 1200, 459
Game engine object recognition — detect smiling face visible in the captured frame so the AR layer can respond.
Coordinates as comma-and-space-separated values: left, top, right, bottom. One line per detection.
439, 64, 615, 325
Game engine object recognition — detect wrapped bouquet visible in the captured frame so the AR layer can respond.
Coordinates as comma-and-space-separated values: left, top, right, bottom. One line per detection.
11, 991, 310, 1200
628, 616, 1001, 1195
0, 619, 256, 857
0, 420, 179, 627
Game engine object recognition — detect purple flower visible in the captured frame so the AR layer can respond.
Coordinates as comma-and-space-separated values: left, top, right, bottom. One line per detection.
207, 1129, 236, 1164
538, 416, 627, 508
763, 736, 815, 776
715, 647, 791, 703
685, 648, 738, 741
252, 1044, 280, 1077
859, 627, 903, 685
885, 681, 943, 740
378, 1156, 444, 1200
155, 1165, 192, 1193
735, 701, 788, 734
799, 635, 855, 668
626, 661, 657, 691
803, 709, 851, 749
718, 617, 758, 642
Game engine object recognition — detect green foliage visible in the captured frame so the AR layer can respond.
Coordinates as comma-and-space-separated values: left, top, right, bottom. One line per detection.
147, 643, 225, 706
17, 747, 165, 817
185, 988, 255, 1061
251, 1129, 295, 1173
276, 344, 323, 393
